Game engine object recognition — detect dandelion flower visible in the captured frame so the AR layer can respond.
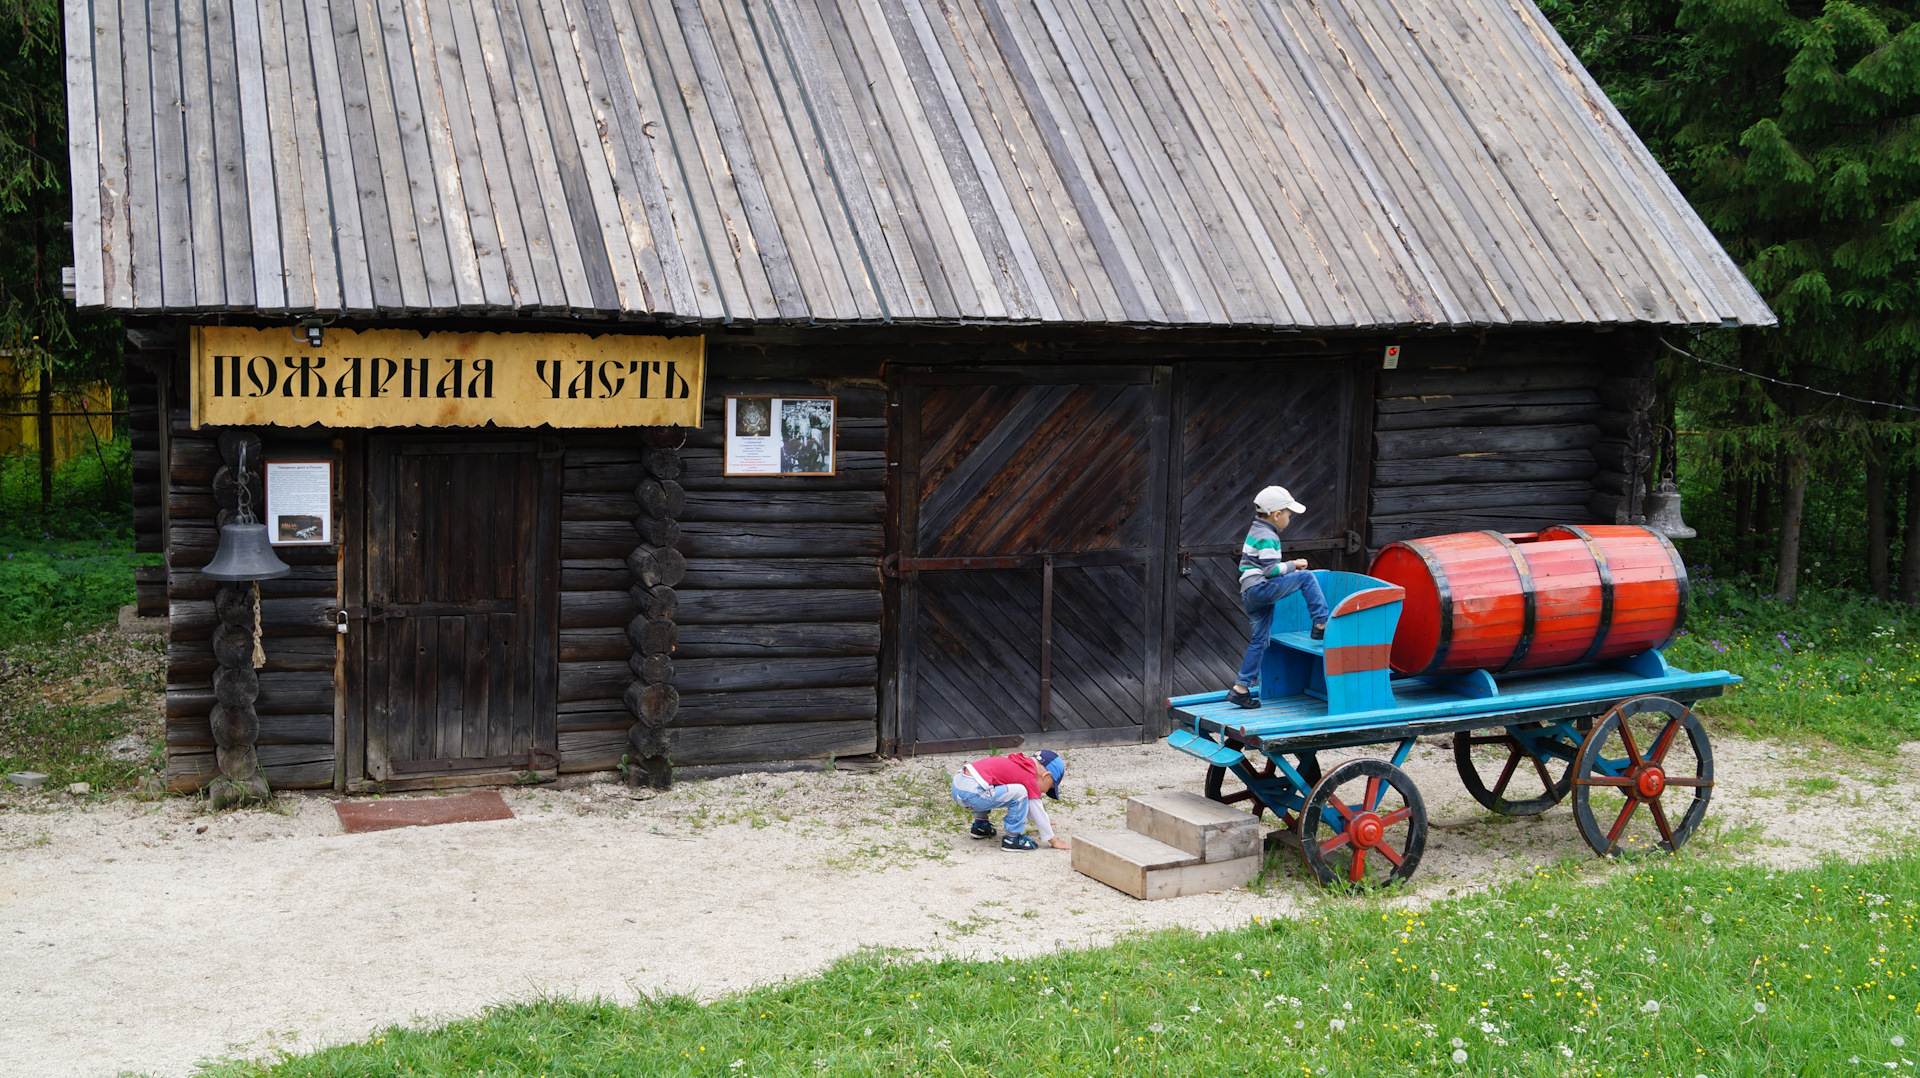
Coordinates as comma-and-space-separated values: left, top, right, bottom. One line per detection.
1701, 912, 1715, 925
1451, 1049, 1468, 1064
1330, 1019, 1346, 1032
1430, 971, 1441, 982
1896, 1036, 1908, 1048
1342, 1001, 1353, 1011
1560, 1046, 1574, 1058
1753, 1001, 1767, 1014
1451, 1037, 1465, 1048
1642, 1000, 1661, 1015
1149, 1023, 1164, 1034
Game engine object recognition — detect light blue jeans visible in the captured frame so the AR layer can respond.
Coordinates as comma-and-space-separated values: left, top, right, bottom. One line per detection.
952, 774, 1028, 834
1235, 572, 1332, 688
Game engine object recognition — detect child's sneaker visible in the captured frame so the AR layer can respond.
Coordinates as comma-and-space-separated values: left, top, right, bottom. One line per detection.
1001, 833, 1039, 851
969, 819, 995, 840
1226, 687, 1256, 709
1310, 622, 1327, 641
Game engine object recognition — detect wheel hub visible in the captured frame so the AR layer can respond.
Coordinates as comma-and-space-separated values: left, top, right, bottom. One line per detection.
1349, 812, 1385, 848
1635, 766, 1666, 799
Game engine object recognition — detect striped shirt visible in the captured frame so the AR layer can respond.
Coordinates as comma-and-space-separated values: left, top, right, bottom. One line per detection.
1238, 517, 1295, 593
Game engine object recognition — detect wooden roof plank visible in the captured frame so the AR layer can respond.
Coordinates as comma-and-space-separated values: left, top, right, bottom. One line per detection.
586, 0, 724, 317
278, 0, 346, 311
87, 0, 133, 310
461, 0, 567, 310
119, 0, 162, 309
1127, 0, 1347, 326
400, 0, 492, 308
526, 0, 649, 313
498, 0, 619, 310
229, 0, 287, 310
373, 0, 462, 309
769, 0, 936, 318
930, 0, 1118, 321
332, 0, 416, 311
784, 0, 953, 319
161, 0, 216, 307
203, 0, 256, 307
1002, 0, 1176, 321
256, 0, 321, 311
1045, 0, 1234, 323
425, 0, 521, 309
63, 0, 104, 307
301, 0, 376, 313
623, 0, 776, 319
974, 0, 1158, 322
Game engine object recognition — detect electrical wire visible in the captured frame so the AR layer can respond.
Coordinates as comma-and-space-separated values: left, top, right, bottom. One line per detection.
1658, 337, 1920, 414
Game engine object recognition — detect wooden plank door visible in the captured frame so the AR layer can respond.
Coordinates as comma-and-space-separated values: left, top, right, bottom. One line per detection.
1168, 360, 1371, 696
896, 369, 1171, 752
362, 438, 559, 781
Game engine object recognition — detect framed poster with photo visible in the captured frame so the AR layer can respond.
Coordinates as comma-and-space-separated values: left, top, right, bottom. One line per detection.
264, 460, 333, 545
725, 396, 836, 476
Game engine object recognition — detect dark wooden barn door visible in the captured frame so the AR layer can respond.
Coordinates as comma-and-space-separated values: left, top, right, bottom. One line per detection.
896, 369, 1171, 752
1169, 360, 1371, 696
361, 439, 559, 781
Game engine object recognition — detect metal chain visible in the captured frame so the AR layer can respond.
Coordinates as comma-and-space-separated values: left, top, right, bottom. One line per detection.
1658, 337, 1920, 414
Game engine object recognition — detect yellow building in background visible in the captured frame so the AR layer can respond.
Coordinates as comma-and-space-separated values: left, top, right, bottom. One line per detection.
0, 353, 115, 465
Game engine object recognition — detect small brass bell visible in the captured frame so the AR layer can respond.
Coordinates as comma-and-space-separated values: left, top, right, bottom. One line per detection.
1644, 477, 1695, 540
204, 445, 290, 582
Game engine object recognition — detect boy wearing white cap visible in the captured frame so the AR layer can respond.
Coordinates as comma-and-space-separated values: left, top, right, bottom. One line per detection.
1226, 486, 1331, 709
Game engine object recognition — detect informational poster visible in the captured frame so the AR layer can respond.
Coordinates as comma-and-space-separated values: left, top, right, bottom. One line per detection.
725, 396, 836, 476
265, 460, 333, 545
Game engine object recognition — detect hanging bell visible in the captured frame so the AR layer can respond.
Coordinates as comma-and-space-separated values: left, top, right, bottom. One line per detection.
204, 521, 292, 582
1643, 476, 1696, 541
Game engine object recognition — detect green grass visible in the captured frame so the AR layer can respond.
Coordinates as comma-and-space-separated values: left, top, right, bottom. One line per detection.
1667, 568, 1920, 752
0, 623, 163, 790
194, 854, 1920, 1077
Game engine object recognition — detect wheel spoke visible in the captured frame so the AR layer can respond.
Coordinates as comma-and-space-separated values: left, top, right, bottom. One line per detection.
1646, 796, 1677, 849
1647, 719, 1682, 766
1320, 831, 1352, 855
1490, 749, 1521, 799
1374, 841, 1403, 867
1348, 847, 1368, 882
1662, 776, 1715, 788
1617, 721, 1643, 766
1328, 795, 1357, 821
1573, 774, 1634, 787
1380, 807, 1412, 826
1605, 798, 1639, 845
1220, 789, 1255, 804
1364, 776, 1382, 813
1530, 751, 1557, 793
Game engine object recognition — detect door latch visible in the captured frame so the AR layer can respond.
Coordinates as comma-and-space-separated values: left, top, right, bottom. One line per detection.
335, 603, 409, 634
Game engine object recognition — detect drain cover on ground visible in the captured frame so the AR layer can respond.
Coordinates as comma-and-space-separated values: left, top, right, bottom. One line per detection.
334, 791, 515, 834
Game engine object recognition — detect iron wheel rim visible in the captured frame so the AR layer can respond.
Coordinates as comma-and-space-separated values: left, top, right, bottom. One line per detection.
1297, 758, 1427, 888
1571, 696, 1714, 857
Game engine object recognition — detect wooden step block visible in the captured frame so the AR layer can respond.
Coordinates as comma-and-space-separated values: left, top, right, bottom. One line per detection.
1071, 830, 1259, 900
1127, 791, 1261, 862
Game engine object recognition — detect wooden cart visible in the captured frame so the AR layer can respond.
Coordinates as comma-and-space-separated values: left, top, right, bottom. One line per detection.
1164, 570, 1740, 886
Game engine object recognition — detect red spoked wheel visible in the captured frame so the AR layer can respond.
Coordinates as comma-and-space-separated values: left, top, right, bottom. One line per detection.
1205, 739, 1319, 825
1454, 720, 1587, 816
1571, 696, 1715, 857
1296, 759, 1427, 888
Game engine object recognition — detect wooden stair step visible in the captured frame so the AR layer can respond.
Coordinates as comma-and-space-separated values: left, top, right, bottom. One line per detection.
1127, 791, 1261, 863
1071, 830, 1259, 901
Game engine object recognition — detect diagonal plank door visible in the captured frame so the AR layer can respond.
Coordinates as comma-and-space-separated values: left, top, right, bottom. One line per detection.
899, 371, 1169, 750
1170, 360, 1369, 696
363, 438, 559, 780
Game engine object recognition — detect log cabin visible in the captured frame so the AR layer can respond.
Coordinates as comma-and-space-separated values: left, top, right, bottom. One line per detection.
65, 0, 1773, 795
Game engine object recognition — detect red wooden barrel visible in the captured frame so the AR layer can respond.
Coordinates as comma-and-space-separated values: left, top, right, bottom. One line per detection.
1367, 525, 1688, 676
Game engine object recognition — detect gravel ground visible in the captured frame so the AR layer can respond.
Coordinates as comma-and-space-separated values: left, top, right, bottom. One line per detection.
2, 732, 1916, 1077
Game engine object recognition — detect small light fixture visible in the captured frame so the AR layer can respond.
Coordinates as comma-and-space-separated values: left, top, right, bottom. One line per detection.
300, 317, 326, 348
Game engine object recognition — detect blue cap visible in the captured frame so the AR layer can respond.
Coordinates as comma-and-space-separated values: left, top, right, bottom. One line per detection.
1037, 749, 1065, 800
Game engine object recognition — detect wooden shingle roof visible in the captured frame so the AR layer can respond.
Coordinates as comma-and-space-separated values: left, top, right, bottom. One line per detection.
64, 0, 1775, 328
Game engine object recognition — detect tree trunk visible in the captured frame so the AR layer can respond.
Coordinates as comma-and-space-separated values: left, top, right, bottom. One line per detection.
1751, 456, 1775, 576
1869, 452, 1890, 597
1774, 452, 1808, 598
1903, 466, 1920, 603
36, 360, 53, 519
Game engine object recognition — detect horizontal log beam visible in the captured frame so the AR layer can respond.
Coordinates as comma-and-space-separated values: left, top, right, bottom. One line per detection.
1373, 403, 1600, 432
1378, 364, 1601, 398
1370, 480, 1595, 515
1372, 451, 1598, 487
560, 627, 632, 662
560, 590, 638, 629
559, 660, 633, 703
1374, 424, 1599, 460
165, 671, 335, 717
168, 636, 337, 680
673, 687, 877, 726
169, 565, 338, 602
675, 588, 881, 625
169, 597, 338, 640
1375, 389, 1599, 415
675, 622, 881, 659
676, 523, 884, 559
165, 712, 333, 747
561, 561, 633, 591
166, 745, 334, 792
673, 656, 877, 693
679, 491, 885, 524
666, 719, 876, 766
561, 520, 639, 559
680, 558, 880, 590
679, 449, 885, 492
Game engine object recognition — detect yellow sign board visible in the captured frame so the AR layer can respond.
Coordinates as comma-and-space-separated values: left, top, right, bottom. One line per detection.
190, 327, 704, 429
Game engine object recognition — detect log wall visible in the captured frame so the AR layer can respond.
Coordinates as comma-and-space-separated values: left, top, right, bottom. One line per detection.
126, 329, 169, 617
1368, 333, 1655, 548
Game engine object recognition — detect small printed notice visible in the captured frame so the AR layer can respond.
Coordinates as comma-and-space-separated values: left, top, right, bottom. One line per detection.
265, 460, 333, 545
725, 396, 835, 476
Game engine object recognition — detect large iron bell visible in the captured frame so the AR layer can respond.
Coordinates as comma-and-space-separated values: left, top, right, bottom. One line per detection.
1644, 476, 1696, 541
204, 521, 291, 582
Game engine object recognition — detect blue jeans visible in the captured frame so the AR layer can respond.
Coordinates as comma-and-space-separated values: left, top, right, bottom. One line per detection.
952, 774, 1028, 834
1234, 572, 1332, 688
